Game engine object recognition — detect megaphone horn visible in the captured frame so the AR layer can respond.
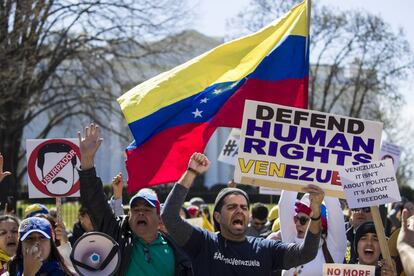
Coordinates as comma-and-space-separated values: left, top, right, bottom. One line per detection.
70, 231, 120, 276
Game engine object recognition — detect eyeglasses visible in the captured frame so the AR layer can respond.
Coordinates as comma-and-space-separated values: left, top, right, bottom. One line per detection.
351, 207, 371, 213
294, 215, 310, 226
143, 246, 151, 263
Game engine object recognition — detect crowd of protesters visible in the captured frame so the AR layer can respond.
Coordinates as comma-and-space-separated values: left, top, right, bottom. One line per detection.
0, 124, 414, 275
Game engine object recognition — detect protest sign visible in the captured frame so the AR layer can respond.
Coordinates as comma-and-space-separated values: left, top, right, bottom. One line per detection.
259, 187, 281, 196
185, 217, 203, 228
218, 129, 240, 165
379, 142, 401, 173
234, 100, 383, 198
26, 139, 81, 198
340, 159, 399, 267
323, 263, 375, 276
339, 159, 401, 208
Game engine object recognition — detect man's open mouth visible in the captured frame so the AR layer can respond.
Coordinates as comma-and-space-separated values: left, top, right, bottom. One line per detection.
232, 219, 243, 226
363, 248, 374, 256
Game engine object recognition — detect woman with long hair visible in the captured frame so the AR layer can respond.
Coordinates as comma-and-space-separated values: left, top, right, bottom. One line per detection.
0, 215, 19, 274
4, 217, 73, 276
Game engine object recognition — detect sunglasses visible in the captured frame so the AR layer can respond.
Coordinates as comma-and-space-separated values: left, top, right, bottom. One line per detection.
294, 215, 310, 226
351, 207, 371, 213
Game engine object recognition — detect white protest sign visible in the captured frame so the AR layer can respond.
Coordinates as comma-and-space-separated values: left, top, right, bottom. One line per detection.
259, 187, 281, 195
185, 217, 203, 228
234, 100, 383, 198
339, 159, 401, 208
323, 263, 375, 276
379, 141, 401, 172
218, 129, 240, 165
26, 139, 81, 198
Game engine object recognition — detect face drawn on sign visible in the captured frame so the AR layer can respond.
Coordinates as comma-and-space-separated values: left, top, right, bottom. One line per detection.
27, 139, 81, 198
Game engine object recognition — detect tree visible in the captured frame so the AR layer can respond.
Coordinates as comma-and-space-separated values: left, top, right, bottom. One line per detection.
228, 0, 414, 185
0, 0, 191, 208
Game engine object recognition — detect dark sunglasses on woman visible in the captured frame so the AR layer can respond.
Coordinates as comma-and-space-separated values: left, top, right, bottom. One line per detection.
294, 215, 310, 226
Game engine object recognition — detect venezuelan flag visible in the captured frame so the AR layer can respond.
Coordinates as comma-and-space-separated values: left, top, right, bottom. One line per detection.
118, 1, 309, 193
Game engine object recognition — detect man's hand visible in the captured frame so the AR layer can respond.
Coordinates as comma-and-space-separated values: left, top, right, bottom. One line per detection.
112, 172, 123, 200
397, 208, 414, 249
179, 153, 210, 189
188, 152, 210, 175
78, 123, 103, 170
302, 184, 325, 217
55, 221, 69, 245
380, 259, 397, 276
0, 153, 11, 183
397, 209, 414, 275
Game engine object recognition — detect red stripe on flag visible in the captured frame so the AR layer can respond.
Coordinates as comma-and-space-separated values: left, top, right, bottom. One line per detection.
126, 122, 214, 193
209, 77, 308, 128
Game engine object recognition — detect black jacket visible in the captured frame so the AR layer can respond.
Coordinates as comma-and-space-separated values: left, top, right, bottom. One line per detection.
79, 168, 193, 276
68, 222, 86, 246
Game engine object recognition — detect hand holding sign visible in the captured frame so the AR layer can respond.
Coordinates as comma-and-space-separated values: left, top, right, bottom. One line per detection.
0, 153, 11, 183
78, 123, 103, 170
302, 184, 325, 216
379, 259, 397, 276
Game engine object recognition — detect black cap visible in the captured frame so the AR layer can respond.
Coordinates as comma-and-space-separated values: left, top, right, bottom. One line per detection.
213, 187, 249, 232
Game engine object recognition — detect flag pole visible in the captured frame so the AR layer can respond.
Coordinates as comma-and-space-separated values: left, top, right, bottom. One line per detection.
305, 0, 311, 109
306, 0, 311, 42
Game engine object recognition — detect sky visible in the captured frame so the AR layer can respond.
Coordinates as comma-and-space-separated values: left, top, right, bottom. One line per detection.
193, 0, 414, 120
192, 0, 414, 187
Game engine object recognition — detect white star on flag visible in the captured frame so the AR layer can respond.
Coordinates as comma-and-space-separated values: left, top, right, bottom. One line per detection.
192, 108, 203, 118
200, 97, 209, 104
213, 89, 221, 95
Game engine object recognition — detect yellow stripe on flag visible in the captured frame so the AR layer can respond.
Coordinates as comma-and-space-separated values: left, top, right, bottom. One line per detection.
118, 1, 307, 123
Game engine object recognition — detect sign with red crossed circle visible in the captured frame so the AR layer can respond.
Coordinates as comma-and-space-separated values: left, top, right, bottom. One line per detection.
26, 139, 81, 198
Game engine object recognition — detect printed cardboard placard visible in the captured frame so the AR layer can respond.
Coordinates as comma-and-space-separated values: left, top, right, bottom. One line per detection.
259, 187, 281, 195
26, 139, 81, 198
379, 141, 401, 173
234, 100, 383, 198
323, 263, 375, 276
339, 159, 401, 208
218, 129, 240, 165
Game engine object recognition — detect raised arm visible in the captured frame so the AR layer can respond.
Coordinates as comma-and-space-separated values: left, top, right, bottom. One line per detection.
325, 196, 347, 263
109, 172, 124, 217
279, 190, 299, 242
282, 184, 324, 268
78, 123, 120, 236
161, 153, 210, 247
0, 153, 11, 183
397, 209, 414, 275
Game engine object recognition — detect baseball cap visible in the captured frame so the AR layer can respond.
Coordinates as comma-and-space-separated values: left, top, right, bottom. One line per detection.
129, 188, 160, 213
19, 217, 53, 241
24, 204, 49, 218
189, 197, 205, 207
